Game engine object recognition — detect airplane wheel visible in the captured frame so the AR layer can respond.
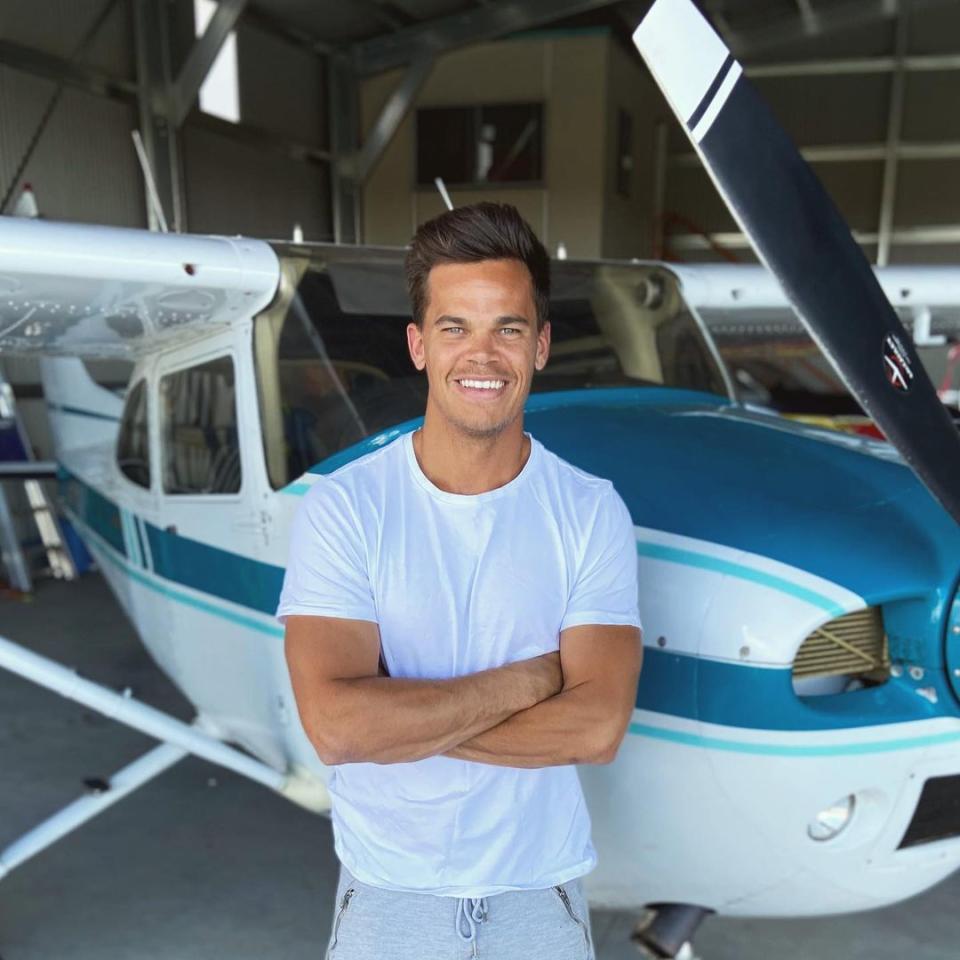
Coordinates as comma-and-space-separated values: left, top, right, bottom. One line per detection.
630, 904, 710, 959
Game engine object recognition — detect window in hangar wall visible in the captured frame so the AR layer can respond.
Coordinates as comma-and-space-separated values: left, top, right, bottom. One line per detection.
194, 0, 240, 123
416, 104, 544, 187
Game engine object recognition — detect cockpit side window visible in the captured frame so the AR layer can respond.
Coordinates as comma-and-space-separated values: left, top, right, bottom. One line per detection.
160, 355, 241, 495
116, 378, 151, 489
656, 311, 728, 397
255, 271, 423, 489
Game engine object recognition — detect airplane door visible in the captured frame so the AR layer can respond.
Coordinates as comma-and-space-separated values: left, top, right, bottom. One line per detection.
153, 336, 283, 765
109, 362, 178, 680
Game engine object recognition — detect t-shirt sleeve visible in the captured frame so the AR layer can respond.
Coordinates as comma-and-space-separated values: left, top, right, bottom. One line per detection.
559, 484, 642, 633
274, 479, 377, 625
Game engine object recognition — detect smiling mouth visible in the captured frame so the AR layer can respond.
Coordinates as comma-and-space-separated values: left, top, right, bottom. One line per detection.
455, 378, 506, 391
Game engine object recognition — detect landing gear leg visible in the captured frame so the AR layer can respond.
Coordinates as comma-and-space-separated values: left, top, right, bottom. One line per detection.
630, 904, 711, 959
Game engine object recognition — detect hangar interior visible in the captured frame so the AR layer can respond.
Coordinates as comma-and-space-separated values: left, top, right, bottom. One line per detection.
2, 0, 960, 450
3, 2, 960, 959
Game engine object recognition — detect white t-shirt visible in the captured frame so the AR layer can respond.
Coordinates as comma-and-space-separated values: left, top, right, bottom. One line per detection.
276, 429, 641, 898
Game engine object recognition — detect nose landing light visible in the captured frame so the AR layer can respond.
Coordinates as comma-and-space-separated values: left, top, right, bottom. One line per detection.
808, 795, 856, 842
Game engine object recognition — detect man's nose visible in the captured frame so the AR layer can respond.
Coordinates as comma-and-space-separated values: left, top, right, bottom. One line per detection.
463, 329, 499, 362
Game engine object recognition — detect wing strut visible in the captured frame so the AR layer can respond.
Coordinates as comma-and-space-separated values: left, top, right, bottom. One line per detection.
0, 742, 188, 880
0, 633, 331, 880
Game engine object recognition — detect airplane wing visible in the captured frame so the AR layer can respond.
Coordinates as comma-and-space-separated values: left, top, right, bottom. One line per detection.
674, 263, 960, 338
634, 0, 960, 525
0, 218, 280, 359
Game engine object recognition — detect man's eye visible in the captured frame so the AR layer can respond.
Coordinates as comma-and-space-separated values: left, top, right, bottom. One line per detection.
500, 327, 520, 335
442, 326, 463, 334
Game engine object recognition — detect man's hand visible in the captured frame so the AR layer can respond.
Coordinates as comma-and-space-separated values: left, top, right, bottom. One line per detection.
285, 615, 564, 766
443, 624, 642, 768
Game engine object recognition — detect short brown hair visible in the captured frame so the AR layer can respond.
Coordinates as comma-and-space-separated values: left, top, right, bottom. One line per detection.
404, 202, 550, 330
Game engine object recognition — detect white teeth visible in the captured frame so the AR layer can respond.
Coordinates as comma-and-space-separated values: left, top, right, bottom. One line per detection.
458, 379, 504, 390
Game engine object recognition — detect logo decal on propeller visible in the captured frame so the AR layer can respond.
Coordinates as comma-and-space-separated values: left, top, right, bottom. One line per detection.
883, 333, 914, 394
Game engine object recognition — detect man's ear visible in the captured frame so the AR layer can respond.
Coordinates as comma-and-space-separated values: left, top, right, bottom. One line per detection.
534, 320, 551, 371
407, 322, 426, 371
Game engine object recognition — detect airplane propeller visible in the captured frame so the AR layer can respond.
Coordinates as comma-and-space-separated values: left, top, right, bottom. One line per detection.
634, 0, 960, 526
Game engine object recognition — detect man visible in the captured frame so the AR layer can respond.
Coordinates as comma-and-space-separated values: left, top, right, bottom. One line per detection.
277, 202, 643, 959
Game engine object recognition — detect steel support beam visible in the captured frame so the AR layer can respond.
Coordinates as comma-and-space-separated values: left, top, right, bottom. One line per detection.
353, 0, 622, 76
670, 224, 960, 252
133, 0, 186, 232
241, 6, 334, 56
794, 0, 819, 35
328, 54, 362, 244
171, 0, 249, 128
748, 51, 960, 79
0, 36, 135, 101
877, 8, 910, 267
651, 120, 669, 260
355, 55, 434, 184
727, 0, 956, 56
673, 140, 960, 167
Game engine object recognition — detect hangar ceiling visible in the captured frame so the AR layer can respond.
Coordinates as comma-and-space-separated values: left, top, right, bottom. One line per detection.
1, 0, 959, 260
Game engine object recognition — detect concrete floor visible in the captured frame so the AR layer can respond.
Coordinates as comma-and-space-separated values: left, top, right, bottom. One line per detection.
1, 573, 959, 960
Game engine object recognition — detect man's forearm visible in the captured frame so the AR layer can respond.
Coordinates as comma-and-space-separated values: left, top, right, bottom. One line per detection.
308, 657, 558, 766
441, 681, 623, 768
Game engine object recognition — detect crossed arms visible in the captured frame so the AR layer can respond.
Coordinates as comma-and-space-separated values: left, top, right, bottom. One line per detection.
284, 616, 643, 769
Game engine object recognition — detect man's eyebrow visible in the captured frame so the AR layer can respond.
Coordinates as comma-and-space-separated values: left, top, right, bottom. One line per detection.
433, 314, 532, 326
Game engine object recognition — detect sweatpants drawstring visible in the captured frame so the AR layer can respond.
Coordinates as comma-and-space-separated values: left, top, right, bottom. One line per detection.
455, 897, 488, 956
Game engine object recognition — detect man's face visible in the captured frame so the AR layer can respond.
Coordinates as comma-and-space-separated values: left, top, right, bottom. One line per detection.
406, 259, 550, 440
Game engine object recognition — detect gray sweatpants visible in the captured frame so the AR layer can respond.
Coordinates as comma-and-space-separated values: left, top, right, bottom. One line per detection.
325, 861, 596, 960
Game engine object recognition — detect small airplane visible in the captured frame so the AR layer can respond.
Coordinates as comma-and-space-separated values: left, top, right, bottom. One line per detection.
3, 1, 960, 957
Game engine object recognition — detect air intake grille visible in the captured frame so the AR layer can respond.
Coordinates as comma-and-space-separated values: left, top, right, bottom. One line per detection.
793, 607, 889, 681
899, 774, 960, 848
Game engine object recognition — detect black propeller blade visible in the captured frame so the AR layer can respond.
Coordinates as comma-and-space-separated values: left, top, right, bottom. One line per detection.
634, 0, 960, 525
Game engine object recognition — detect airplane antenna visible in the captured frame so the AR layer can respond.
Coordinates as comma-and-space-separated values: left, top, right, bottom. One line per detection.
131, 130, 170, 233
434, 177, 454, 211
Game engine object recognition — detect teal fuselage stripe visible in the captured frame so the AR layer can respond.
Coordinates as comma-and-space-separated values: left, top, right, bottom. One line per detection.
142, 518, 284, 616
75, 511, 283, 638
60, 472, 125, 556
635, 542, 847, 617
59, 470, 958, 752
629, 721, 960, 756
281, 482, 311, 496
48, 402, 120, 422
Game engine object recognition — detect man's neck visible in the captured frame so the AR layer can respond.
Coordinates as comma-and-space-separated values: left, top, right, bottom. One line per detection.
413, 413, 531, 496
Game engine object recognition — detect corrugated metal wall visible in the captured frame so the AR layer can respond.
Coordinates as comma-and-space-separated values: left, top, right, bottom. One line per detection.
183, 18, 331, 240
0, 0, 135, 78
0, 69, 144, 225
0, 0, 142, 225
0, 0, 332, 238
183, 124, 330, 240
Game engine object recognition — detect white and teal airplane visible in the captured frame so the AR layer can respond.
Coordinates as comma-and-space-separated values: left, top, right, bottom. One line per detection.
3, 1, 960, 957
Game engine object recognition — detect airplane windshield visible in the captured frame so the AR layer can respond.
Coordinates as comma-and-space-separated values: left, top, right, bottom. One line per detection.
254, 253, 729, 488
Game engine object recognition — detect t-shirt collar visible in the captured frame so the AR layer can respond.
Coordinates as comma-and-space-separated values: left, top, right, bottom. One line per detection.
404, 429, 539, 504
